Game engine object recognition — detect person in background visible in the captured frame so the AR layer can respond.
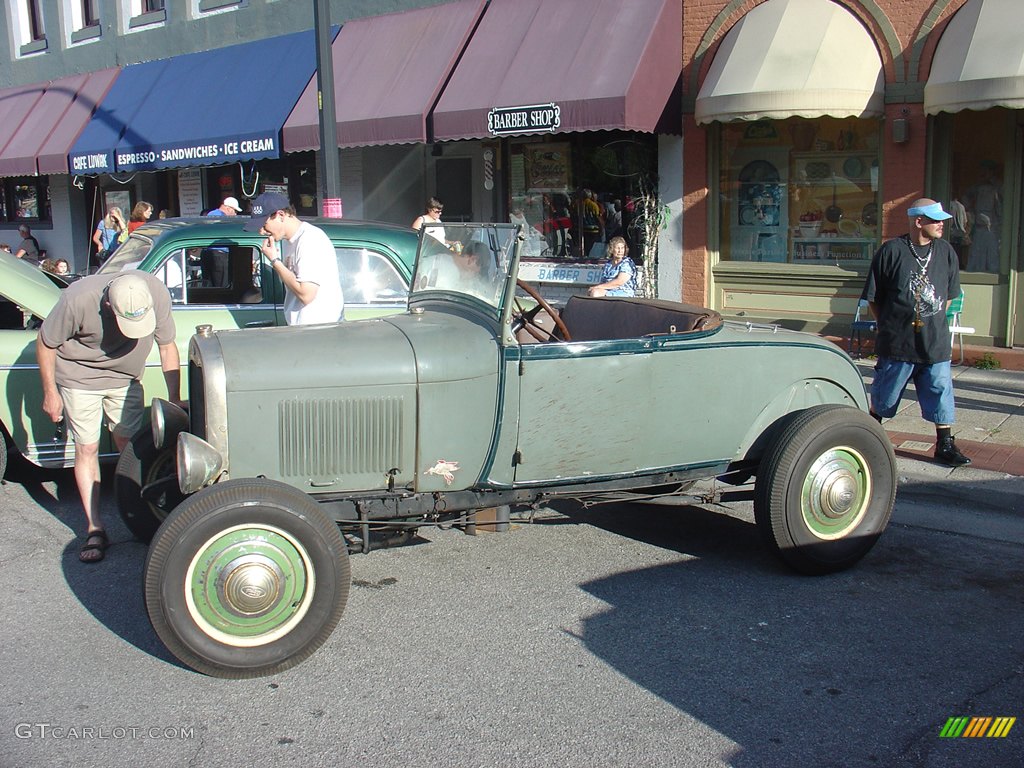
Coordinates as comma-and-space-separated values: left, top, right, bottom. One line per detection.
158, 209, 172, 219
411, 197, 447, 245
14, 224, 40, 264
452, 240, 501, 302
202, 196, 242, 286
578, 188, 605, 259
861, 198, 969, 467
588, 236, 637, 297
206, 196, 242, 217
127, 201, 154, 233
36, 271, 179, 563
92, 205, 125, 267
245, 192, 343, 325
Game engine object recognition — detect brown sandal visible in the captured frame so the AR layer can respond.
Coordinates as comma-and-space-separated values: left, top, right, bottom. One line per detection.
79, 530, 108, 564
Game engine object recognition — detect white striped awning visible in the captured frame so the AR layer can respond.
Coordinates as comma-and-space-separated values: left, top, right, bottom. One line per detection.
925, 0, 1024, 115
696, 0, 883, 124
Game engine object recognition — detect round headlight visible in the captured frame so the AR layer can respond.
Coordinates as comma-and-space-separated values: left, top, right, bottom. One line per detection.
177, 432, 224, 494
151, 398, 189, 450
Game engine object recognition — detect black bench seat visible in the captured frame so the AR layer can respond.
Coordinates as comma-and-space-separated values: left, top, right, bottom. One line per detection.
557, 295, 723, 342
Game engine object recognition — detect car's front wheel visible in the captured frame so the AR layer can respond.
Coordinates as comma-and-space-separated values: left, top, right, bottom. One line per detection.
144, 478, 350, 678
116, 425, 182, 542
754, 405, 895, 575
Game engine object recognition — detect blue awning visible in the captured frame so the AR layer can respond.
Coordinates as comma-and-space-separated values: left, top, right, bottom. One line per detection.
69, 30, 324, 174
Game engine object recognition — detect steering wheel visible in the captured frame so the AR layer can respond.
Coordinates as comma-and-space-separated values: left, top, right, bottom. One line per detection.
514, 279, 572, 342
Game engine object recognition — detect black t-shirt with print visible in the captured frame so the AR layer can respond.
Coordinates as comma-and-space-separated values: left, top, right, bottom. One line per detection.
861, 235, 960, 364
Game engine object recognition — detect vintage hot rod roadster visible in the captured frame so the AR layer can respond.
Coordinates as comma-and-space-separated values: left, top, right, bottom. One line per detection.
121, 223, 895, 678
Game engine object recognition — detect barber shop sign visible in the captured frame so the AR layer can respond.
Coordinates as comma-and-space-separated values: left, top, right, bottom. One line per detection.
488, 103, 561, 136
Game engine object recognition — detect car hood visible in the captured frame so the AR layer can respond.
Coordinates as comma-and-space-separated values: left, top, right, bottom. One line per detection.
212, 317, 418, 392
0, 250, 61, 318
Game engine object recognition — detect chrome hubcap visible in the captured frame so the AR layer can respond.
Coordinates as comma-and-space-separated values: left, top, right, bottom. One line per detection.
218, 554, 285, 616
185, 524, 315, 647
800, 447, 871, 540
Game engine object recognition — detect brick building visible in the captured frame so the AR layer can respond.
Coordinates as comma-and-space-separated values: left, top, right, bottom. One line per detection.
679, 0, 1023, 348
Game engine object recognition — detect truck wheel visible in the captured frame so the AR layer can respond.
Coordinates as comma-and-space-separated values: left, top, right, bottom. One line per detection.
144, 478, 350, 678
116, 425, 183, 542
754, 405, 895, 575
0, 430, 8, 480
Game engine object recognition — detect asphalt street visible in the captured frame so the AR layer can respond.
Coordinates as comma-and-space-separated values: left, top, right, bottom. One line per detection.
1, 460, 1021, 768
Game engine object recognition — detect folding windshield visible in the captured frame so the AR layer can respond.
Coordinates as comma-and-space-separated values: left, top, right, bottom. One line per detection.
411, 223, 517, 311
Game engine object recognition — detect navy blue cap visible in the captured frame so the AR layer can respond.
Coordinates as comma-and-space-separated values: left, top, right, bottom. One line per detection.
243, 192, 291, 231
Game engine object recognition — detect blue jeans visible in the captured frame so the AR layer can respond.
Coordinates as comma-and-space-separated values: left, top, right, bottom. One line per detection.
871, 357, 955, 425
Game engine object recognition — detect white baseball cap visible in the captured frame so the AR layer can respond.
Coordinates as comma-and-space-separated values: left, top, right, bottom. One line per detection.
223, 196, 242, 212
108, 273, 156, 339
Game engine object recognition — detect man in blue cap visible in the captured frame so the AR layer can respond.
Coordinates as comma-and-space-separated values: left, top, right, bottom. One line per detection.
861, 198, 969, 466
244, 192, 342, 325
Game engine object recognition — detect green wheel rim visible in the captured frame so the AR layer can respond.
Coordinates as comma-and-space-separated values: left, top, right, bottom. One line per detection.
799, 446, 871, 541
184, 523, 315, 647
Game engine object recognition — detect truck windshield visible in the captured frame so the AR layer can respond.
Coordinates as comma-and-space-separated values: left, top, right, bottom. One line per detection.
410, 223, 518, 311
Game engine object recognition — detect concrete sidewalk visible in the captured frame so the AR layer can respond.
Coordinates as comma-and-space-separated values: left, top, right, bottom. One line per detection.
854, 359, 1024, 513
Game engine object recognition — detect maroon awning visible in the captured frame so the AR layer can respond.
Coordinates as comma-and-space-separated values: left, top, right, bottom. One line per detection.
282, 0, 485, 151
0, 68, 119, 177
431, 0, 681, 141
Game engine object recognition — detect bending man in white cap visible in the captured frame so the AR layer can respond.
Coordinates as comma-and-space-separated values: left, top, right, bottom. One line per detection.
861, 198, 970, 467
36, 272, 179, 563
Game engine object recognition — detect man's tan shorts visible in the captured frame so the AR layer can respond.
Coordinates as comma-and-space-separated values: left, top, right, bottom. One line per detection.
58, 381, 144, 444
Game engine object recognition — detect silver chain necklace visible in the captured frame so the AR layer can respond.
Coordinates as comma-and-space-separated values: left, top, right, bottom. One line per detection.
907, 236, 933, 272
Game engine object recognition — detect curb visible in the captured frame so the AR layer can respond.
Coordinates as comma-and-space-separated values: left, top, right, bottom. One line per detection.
894, 455, 1024, 515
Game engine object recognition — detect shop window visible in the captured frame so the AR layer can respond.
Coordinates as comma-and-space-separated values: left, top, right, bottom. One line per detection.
941, 109, 1009, 275
717, 118, 880, 266
127, 0, 165, 28
1, 178, 51, 223
508, 133, 657, 263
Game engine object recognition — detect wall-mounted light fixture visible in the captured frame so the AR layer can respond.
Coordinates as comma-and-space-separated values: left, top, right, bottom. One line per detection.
892, 117, 909, 144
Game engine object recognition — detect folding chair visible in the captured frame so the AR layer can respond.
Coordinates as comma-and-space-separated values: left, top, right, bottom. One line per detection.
946, 289, 975, 365
848, 299, 876, 357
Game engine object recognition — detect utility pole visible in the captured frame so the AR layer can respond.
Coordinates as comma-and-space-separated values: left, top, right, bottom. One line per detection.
314, 0, 342, 216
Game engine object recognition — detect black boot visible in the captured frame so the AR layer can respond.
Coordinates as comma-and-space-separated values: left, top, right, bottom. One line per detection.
934, 435, 971, 467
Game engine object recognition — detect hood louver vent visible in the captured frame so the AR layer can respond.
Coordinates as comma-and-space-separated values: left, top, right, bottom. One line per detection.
278, 397, 404, 479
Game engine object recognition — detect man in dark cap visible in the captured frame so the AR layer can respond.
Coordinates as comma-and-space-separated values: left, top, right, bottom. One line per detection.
861, 198, 969, 467
37, 272, 179, 562
244, 192, 342, 325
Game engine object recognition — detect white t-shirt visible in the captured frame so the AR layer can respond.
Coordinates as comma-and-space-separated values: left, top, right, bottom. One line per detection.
281, 221, 343, 325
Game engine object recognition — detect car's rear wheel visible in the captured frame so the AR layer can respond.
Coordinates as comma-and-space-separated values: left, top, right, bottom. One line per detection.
754, 405, 895, 575
116, 425, 182, 542
144, 478, 350, 678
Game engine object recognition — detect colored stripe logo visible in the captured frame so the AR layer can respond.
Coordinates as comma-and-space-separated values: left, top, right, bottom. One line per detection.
940, 716, 1016, 738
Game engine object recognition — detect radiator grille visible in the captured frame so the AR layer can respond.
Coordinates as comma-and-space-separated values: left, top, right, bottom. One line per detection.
278, 397, 404, 478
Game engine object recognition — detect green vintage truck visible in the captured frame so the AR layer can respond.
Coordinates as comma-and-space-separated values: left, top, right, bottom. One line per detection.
122, 223, 896, 678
